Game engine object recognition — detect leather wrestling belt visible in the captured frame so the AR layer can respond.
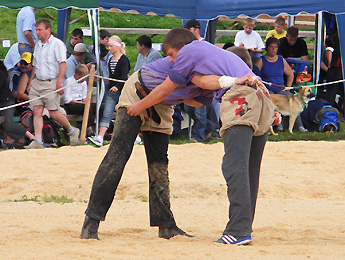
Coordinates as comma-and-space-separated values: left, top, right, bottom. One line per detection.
135, 70, 161, 125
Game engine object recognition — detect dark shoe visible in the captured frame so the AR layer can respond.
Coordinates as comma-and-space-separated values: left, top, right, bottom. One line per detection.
214, 235, 252, 245
80, 215, 100, 240
158, 226, 194, 239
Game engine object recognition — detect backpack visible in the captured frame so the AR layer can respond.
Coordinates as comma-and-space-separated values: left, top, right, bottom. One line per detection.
42, 115, 64, 147
20, 109, 64, 147
315, 105, 340, 132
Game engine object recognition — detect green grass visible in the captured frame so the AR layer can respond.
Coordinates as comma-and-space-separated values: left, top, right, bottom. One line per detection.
7, 194, 75, 204
169, 121, 345, 144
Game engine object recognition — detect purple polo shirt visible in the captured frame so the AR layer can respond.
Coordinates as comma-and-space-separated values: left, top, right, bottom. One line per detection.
141, 57, 213, 106
168, 40, 253, 102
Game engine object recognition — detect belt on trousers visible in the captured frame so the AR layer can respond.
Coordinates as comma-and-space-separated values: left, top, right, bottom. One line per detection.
135, 70, 161, 125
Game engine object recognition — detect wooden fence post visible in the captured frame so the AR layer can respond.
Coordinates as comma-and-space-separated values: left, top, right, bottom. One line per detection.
80, 65, 95, 144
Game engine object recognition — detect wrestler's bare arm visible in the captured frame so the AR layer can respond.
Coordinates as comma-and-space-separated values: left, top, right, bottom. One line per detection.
191, 73, 259, 90
127, 76, 178, 116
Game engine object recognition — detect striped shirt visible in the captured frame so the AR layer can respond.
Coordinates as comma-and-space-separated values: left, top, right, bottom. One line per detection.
33, 35, 67, 80
109, 59, 118, 74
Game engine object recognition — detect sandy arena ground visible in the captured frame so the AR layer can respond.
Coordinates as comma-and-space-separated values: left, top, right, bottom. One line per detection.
0, 141, 345, 259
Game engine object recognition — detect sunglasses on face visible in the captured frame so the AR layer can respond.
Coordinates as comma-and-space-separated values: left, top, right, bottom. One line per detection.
20, 60, 29, 66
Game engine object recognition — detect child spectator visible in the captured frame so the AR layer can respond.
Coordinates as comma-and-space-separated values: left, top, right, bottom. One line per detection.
265, 16, 287, 41
63, 64, 96, 137
234, 17, 265, 63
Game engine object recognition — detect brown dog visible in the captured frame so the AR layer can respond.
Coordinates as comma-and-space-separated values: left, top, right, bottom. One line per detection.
270, 87, 315, 134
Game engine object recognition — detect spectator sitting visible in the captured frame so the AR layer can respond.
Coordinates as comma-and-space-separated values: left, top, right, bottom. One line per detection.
265, 16, 286, 41
8, 52, 33, 101
63, 64, 95, 137
66, 28, 93, 65
254, 37, 294, 94
234, 17, 265, 63
134, 35, 163, 72
65, 43, 90, 80
254, 37, 306, 132
4, 43, 21, 72
88, 35, 130, 147
277, 26, 309, 63
0, 60, 35, 145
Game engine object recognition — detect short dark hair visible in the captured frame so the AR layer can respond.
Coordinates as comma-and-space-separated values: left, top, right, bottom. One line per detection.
275, 17, 286, 26
100, 29, 111, 40
36, 18, 51, 30
265, 36, 280, 50
72, 28, 83, 38
136, 35, 152, 49
162, 28, 197, 54
184, 19, 201, 29
287, 26, 299, 38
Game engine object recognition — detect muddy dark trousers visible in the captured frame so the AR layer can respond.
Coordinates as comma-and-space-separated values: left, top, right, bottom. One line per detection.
222, 125, 267, 237
142, 131, 177, 228
85, 108, 142, 221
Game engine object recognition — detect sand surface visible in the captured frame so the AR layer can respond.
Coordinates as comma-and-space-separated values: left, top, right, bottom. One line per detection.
1, 141, 345, 259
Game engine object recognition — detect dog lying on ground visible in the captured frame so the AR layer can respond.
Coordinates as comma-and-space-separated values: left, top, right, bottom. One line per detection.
270, 87, 315, 134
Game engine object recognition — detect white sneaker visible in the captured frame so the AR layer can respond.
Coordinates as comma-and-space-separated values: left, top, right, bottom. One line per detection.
68, 127, 80, 146
88, 135, 103, 147
24, 140, 44, 149
134, 135, 142, 145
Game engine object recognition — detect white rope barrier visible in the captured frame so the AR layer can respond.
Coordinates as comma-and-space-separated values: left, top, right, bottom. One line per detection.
261, 78, 345, 90
0, 74, 89, 112
1, 72, 344, 113
93, 74, 126, 83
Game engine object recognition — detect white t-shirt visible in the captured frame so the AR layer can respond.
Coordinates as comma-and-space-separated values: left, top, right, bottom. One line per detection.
62, 76, 87, 104
234, 30, 265, 50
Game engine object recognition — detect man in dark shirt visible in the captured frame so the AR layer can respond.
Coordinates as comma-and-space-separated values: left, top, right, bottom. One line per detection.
277, 26, 309, 62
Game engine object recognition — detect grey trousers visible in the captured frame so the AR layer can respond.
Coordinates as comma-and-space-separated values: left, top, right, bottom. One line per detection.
85, 107, 176, 227
222, 125, 267, 237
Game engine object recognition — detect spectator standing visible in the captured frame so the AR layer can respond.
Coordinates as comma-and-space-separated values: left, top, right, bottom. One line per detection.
325, 28, 343, 108
25, 19, 80, 149
234, 17, 265, 63
134, 35, 163, 72
277, 26, 309, 62
183, 19, 215, 142
89, 29, 111, 65
65, 43, 90, 80
4, 43, 21, 71
265, 16, 287, 41
16, 7, 37, 55
66, 28, 93, 65
88, 35, 130, 147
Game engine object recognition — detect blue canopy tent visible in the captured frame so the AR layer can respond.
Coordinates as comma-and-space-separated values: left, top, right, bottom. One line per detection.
100, 0, 345, 84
